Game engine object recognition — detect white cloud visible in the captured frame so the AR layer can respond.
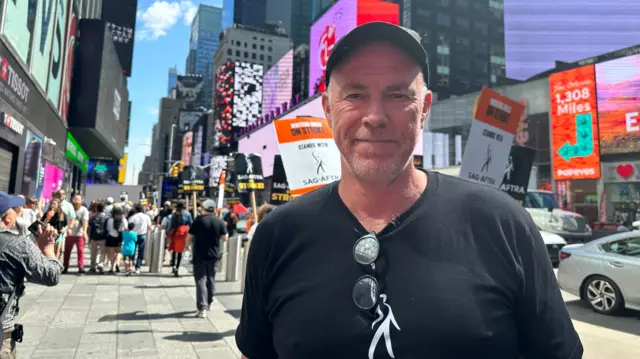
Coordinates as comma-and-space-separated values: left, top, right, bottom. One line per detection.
136, 0, 198, 41
147, 107, 159, 116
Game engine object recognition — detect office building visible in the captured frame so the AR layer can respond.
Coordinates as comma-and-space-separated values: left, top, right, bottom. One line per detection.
292, 44, 310, 100
185, 4, 222, 109
213, 24, 292, 75
167, 67, 178, 96
400, 0, 507, 99
311, 0, 335, 20
222, 0, 268, 29
266, 0, 314, 47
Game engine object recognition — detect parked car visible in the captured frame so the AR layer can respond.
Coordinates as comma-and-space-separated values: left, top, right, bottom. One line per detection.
524, 190, 592, 244
557, 232, 640, 315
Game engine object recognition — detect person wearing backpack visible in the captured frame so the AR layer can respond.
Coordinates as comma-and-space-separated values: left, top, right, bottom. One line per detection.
88, 202, 108, 274
167, 200, 192, 277
105, 207, 128, 274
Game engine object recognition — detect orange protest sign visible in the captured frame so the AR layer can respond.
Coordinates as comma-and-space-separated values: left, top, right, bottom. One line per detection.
473, 87, 525, 135
273, 117, 334, 144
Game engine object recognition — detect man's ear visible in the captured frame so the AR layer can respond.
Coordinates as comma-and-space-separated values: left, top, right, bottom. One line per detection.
421, 90, 433, 129
322, 90, 332, 129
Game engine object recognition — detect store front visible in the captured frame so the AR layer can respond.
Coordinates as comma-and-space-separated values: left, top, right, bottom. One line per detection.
0, 40, 67, 196
64, 132, 89, 196
599, 161, 640, 225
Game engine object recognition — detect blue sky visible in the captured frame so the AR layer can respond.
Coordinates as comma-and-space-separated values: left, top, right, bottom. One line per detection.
124, 0, 222, 184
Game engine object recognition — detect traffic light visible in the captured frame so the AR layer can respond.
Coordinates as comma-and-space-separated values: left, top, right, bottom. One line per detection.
178, 162, 184, 173
170, 165, 179, 177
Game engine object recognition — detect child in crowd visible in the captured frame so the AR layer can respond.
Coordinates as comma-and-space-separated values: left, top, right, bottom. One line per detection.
121, 223, 137, 275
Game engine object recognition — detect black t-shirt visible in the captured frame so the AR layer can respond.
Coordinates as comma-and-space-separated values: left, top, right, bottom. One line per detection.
223, 212, 237, 235
235, 172, 583, 359
188, 214, 227, 262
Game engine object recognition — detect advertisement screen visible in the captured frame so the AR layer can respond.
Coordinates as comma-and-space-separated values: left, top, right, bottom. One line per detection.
101, 0, 138, 76
30, 0, 58, 90
233, 61, 263, 130
309, 0, 358, 97
549, 65, 601, 180
58, 0, 77, 121
46, 0, 69, 107
596, 53, 640, 155
42, 162, 63, 201
263, 50, 293, 118
87, 160, 120, 184
209, 155, 227, 187
1, 0, 38, 64
214, 61, 235, 147
22, 131, 44, 198
181, 131, 193, 165
176, 75, 205, 110
356, 0, 400, 26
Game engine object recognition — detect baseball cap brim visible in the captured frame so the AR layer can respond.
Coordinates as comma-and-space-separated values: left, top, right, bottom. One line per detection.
325, 22, 429, 87
0, 193, 24, 216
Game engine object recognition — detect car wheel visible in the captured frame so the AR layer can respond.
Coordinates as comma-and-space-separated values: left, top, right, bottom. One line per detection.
582, 275, 624, 315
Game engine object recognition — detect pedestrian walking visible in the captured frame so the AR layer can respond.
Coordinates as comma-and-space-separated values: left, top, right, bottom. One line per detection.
105, 207, 127, 273
186, 199, 228, 318
62, 195, 89, 274
0, 192, 62, 358
88, 203, 108, 273
167, 200, 192, 277
121, 223, 137, 275
128, 204, 152, 273
236, 22, 583, 359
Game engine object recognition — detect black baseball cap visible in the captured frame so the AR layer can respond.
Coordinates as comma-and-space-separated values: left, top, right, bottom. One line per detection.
325, 22, 429, 88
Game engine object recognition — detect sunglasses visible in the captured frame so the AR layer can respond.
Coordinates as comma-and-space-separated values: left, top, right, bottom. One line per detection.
352, 232, 381, 311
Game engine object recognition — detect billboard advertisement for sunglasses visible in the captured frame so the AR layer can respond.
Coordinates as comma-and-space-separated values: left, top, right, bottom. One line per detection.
595, 53, 640, 155
274, 117, 341, 196
30, 0, 58, 90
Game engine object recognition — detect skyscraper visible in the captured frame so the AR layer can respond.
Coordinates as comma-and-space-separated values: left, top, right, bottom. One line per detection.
222, 0, 268, 29
266, 0, 313, 47
185, 4, 223, 108
167, 67, 178, 96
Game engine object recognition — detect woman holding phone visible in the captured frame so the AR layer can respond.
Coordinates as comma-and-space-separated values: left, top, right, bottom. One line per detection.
42, 199, 68, 259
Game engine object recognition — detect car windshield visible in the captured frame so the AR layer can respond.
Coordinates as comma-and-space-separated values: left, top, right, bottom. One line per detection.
525, 192, 559, 209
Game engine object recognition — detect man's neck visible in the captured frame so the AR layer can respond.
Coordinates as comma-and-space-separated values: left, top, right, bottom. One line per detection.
338, 163, 428, 226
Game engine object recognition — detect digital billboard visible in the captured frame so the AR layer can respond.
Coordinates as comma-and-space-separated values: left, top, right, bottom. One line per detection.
308, 0, 400, 97
549, 65, 600, 180
192, 125, 203, 166
178, 111, 202, 134
595, 53, 640, 155
22, 131, 44, 198
233, 61, 263, 130
58, 0, 77, 122
213, 61, 235, 147
176, 74, 205, 110
181, 132, 193, 165
1, 0, 37, 64
263, 50, 293, 118
101, 0, 138, 76
30, 0, 58, 90
46, 0, 69, 108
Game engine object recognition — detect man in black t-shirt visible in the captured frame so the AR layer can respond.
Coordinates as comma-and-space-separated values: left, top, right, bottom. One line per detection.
236, 22, 583, 359
187, 199, 228, 318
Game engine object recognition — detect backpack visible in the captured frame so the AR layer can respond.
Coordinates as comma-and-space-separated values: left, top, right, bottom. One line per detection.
91, 214, 107, 240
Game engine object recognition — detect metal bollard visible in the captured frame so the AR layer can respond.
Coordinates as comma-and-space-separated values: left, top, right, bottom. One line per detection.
217, 240, 228, 273
225, 235, 241, 282
240, 241, 250, 293
150, 230, 166, 273
143, 229, 154, 267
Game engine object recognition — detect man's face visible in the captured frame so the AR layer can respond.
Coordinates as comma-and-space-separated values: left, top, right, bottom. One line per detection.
322, 42, 432, 183
72, 195, 82, 207
2, 208, 17, 228
57, 191, 65, 200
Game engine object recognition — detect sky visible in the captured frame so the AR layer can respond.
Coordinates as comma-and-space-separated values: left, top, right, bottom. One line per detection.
124, 0, 223, 184
504, 0, 640, 80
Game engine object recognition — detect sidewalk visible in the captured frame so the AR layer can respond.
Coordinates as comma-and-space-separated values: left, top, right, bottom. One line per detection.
14, 250, 245, 359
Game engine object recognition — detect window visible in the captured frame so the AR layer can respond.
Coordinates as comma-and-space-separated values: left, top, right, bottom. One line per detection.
455, 36, 470, 50
455, 0, 469, 7
489, 0, 503, 11
244, 42, 248, 48
227, 49, 232, 55
456, 18, 469, 29
474, 22, 488, 36
268, 46, 272, 52
252, 44, 257, 49
260, 45, 265, 50
416, 8, 431, 18
268, 55, 272, 62
436, 13, 450, 26
475, 40, 488, 54
437, 65, 449, 75
253, 36, 257, 40
455, 57, 469, 71
473, 59, 488, 73
252, 53, 256, 59
244, 51, 249, 58
231, 40, 234, 45
260, 54, 264, 60
601, 237, 640, 257
236, 50, 240, 56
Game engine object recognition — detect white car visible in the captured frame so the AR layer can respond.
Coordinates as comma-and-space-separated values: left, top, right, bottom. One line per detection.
539, 230, 567, 266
